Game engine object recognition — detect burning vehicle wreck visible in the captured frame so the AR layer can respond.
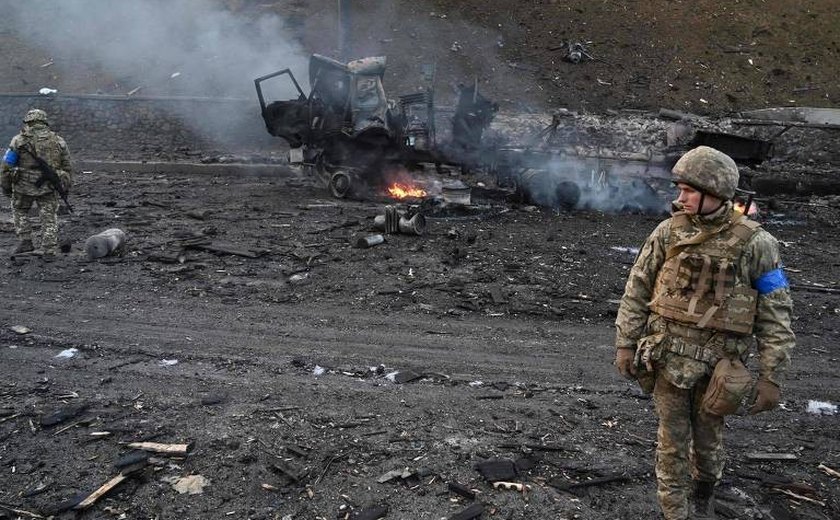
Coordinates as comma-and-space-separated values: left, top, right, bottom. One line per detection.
255, 54, 496, 199
255, 55, 775, 215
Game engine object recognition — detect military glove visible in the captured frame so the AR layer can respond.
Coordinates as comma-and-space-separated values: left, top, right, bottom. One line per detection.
1, 173, 11, 196
615, 348, 637, 380
749, 378, 780, 414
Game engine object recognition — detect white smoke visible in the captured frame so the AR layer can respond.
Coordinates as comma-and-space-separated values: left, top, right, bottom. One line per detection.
5, 0, 309, 98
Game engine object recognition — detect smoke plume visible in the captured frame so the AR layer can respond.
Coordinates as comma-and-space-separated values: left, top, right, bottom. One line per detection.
6, 0, 309, 99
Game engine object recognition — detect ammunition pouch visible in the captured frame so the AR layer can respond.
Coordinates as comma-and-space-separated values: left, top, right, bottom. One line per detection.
634, 330, 743, 395
701, 357, 754, 416
634, 333, 665, 394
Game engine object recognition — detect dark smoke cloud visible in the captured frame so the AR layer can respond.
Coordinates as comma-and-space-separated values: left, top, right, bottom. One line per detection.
6, 0, 309, 98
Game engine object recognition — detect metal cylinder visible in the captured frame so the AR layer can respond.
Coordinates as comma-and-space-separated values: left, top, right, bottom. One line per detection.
84, 228, 127, 259
353, 234, 384, 248
373, 205, 401, 234
398, 213, 426, 236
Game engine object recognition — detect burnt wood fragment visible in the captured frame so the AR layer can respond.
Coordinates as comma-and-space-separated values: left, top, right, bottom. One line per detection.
447, 481, 476, 500
448, 502, 484, 520
475, 459, 517, 482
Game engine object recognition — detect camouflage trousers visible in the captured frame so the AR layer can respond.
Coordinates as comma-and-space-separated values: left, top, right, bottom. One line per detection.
12, 191, 59, 253
653, 372, 724, 520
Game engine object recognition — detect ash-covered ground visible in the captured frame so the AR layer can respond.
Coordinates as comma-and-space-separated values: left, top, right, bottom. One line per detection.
0, 163, 838, 519
1, 1, 840, 520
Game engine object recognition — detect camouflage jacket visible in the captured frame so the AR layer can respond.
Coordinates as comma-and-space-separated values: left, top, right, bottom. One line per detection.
1, 123, 72, 197
615, 202, 794, 387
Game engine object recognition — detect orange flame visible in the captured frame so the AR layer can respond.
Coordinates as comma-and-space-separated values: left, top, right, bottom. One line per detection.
387, 182, 427, 199
734, 200, 759, 216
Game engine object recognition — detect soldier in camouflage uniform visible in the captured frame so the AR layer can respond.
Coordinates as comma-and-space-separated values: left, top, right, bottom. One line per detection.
1, 109, 73, 257
613, 146, 795, 519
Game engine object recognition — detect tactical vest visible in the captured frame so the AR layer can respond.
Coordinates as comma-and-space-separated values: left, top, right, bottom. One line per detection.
12, 127, 63, 196
649, 211, 761, 335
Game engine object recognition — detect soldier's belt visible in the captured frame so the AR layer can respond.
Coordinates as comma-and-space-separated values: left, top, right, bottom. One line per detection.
663, 336, 720, 365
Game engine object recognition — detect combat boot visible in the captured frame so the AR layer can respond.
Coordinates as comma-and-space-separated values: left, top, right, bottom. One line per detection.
692, 481, 716, 519
13, 239, 34, 254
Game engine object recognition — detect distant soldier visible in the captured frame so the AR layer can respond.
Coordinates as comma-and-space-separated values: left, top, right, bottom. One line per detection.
613, 146, 795, 519
1, 108, 73, 256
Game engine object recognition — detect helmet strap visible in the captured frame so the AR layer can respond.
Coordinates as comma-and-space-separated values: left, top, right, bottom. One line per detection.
696, 192, 725, 216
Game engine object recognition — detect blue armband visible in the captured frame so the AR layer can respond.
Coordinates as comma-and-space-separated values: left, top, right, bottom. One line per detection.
2, 149, 18, 166
753, 267, 789, 295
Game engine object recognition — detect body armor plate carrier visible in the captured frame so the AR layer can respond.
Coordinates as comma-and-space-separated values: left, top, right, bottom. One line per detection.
649, 212, 761, 335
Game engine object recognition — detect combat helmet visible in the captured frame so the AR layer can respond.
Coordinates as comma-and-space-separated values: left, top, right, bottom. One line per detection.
23, 108, 49, 126
672, 145, 738, 200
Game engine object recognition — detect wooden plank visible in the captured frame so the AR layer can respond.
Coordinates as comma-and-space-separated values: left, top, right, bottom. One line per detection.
73, 474, 127, 510
745, 452, 798, 462
126, 441, 193, 456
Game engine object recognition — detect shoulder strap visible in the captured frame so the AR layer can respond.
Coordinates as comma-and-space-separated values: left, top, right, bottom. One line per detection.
726, 213, 762, 246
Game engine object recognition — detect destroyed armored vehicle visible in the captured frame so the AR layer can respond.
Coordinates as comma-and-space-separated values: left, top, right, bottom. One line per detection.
255, 54, 496, 198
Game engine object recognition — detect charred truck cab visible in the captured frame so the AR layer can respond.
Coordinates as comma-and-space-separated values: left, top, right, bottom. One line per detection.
255, 54, 495, 198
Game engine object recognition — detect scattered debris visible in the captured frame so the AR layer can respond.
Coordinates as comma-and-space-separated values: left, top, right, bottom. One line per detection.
377, 468, 413, 484
610, 246, 640, 256
475, 459, 518, 482
10, 325, 31, 335
166, 474, 209, 495
40, 404, 89, 427
772, 488, 826, 507
391, 369, 424, 384
745, 452, 798, 462
447, 481, 476, 500
492, 481, 529, 492
126, 441, 194, 457
563, 41, 596, 64
351, 504, 388, 520
85, 228, 127, 259
270, 461, 306, 483
187, 241, 267, 258
818, 463, 840, 479
806, 400, 837, 416
548, 473, 636, 492
289, 272, 310, 284
373, 206, 427, 236
448, 502, 484, 520
38, 87, 58, 95
114, 450, 150, 470
442, 180, 471, 205
55, 348, 79, 359
353, 234, 385, 249
159, 359, 179, 367
0, 502, 43, 518
74, 462, 146, 510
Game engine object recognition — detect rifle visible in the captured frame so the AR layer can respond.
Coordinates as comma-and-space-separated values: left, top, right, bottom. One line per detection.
18, 144, 73, 213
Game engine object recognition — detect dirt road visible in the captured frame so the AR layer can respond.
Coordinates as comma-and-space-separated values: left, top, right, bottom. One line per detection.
1, 165, 838, 519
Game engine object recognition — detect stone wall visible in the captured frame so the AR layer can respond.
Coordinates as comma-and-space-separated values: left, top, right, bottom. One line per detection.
0, 93, 281, 159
